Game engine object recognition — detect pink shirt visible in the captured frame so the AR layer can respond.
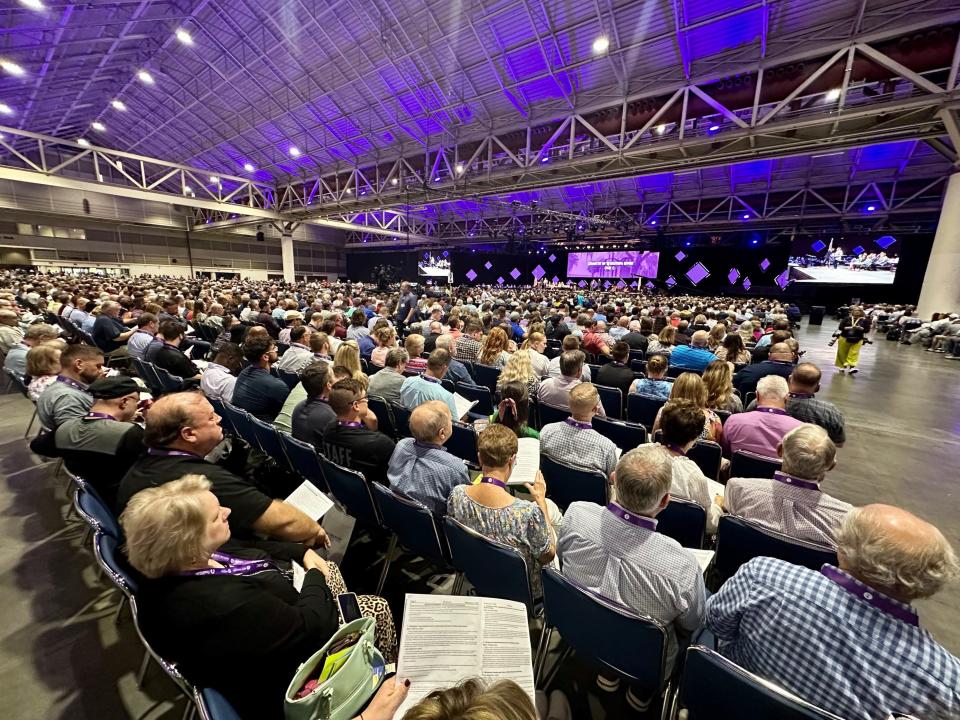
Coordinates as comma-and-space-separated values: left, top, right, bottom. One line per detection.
721, 407, 804, 458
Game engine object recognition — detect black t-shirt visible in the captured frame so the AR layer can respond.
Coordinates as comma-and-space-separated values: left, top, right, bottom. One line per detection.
397, 292, 417, 324
595, 362, 635, 400
117, 454, 273, 536
291, 398, 336, 444
621, 332, 648, 354
153, 344, 200, 379
318, 424, 395, 486
54, 419, 145, 512
838, 318, 870, 343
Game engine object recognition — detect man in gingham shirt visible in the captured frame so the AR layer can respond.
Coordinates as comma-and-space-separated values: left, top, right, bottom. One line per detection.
540, 383, 618, 479
724, 423, 851, 547
707, 505, 960, 720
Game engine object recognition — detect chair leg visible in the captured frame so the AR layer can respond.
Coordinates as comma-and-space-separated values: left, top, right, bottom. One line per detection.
542, 645, 571, 691
181, 699, 197, 720
451, 572, 465, 596
24, 408, 37, 439
375, 535, 398, 596
113, 595, 128, 625
136, 649, 152, 688
660, 680, 676, 720
534, 627, 553, 684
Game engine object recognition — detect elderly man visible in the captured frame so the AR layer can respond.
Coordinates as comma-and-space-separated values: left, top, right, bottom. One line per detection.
722, 375, 803, 458
387, 400, 470, 515
117, 392, 327, 546
669, 330, 716, 372
546, 336, 591, 382
422, 320, 444, 354
621, 318, 650, 354
127, 313, 159, 360
707, 505, 960, 720
4, 323, 59, 377
274, 325, 313, 374
538, 350, 605, 416
559, 444, 706, 707
725, 423, 851, 547
540, 383, 618, 478
0, 309, 24, 356
733, 341, 796, 396
36, 343, 103, 429
454, 320, 484, 363
434, 334, 472, 386
91, 300, 135, 358
400, 349, 461, 419
783, 363, 846, 445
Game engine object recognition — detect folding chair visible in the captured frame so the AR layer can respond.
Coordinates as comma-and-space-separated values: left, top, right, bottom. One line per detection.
280, 433, 330, 493
249, 415, 287, 460
668, 365, 703, 378
4, 369, 38, 437
587, 363, 600, 383
371, 484, 451, 595
656, 498, 707, 549
594, 384, 623, 419
667, 645, 844, 719
455, 382, 494, 416
443, 516, 538, 617
591, 415, 647, 453
540, 455, 608, 512
222, 402, 260, 449
154, 366, 185, 393
367, 395, 396, 438
276, 368, 300, 390
687, 439, 723, 481
537, 402, 570, 427
194, 687, 243, 720
713, 515, 837, 585
471, 363, 500, 394
447, 421, 479, 468
389, 402, 412, 438
317, 454, 381, 527
729, 450, 781, 480
627, 393, 667, 429
74, 485, 122, 539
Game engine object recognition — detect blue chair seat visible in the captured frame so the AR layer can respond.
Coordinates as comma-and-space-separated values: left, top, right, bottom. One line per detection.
447, 422, 479, 467
367, 395, 397, 438
594, 384, 623, 420
540, 454, 608, 512
537, 402, 570, 427
318, 454, 381, 528
471, 363, 501, 393
627, 393, 667, 429
455, 382, 494, 417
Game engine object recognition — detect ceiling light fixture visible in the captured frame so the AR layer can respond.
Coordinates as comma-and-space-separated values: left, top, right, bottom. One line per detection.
1, 60, 26, 77
137, 70, 154, 84
592, 36, 610, 55
208, 176, 219, 183
175, 29, 193, 45
19, 0, 44, 9
656, 124, 667, 135
76, 138, 90, 147
455, 163, 464, 175
111, 99, 126, 111
288, 146, 300, 157
183, 185, 192, 194
866, 204, 876, 212
243, 163, 255, 172
742, 213, 750, 219
0, 103, 14, 115
825, 88, 841, 102
390, 177, 398, 185
91, 121, 106, 131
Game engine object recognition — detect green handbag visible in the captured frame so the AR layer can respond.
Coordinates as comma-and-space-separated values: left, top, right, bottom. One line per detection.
284, 617, 386, 720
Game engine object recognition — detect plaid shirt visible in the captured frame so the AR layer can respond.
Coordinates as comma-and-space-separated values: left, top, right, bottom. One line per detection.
454, 335, 482, 363
786, 394, 846, 445
540, 419, 618, 478
707, 558, 960, 720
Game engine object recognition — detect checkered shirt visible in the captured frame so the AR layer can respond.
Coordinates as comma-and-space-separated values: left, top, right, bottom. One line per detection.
724, 475, 851, 547
786, 396, 847, 445
539, 420, 618, 478
558, 501, 705, 669
454, 335, 482, 363
707, 557, 960, 720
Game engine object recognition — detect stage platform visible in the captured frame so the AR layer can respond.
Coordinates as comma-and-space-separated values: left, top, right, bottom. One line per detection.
790, 265, 897, 284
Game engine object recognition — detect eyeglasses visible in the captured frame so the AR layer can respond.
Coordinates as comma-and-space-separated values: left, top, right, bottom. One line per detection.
354, 395, 368, 404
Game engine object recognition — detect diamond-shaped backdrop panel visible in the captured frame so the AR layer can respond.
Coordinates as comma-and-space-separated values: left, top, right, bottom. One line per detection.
665, 275, 677, 288
875, 235, 896, 249
685, 263, 710, 286
532, 265, 545, 281
727, 268, 740, 285
743, 277, 752, 290
759, 258, 771, 272
551, 276, 560, 284
548, 254, 557, 263
465, 269, 478, 282
484, 261, 493, 270
497, 276, 505, 285
811, 240, 826, 253
510, 268, 521, 280
775, 269, 790, 289
645, 281, 655, 289
852, 245, 865, 255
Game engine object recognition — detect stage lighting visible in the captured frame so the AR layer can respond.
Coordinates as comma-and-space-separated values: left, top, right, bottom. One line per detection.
592, 36, 610, 55
243, 163, 255, 172
91, 122, 106, 131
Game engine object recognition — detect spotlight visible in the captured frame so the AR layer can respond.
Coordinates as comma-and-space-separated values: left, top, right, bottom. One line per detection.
649, 219, 657, 226
243, 163, 255, 172
708, 124, 720, 133
175, 29, 193, 45
592, 36, 610, 55
20, 0, 45, 9
111, 99, 126, 111
656, 124, 667, 135
742, 213, 750, 220
76, 138, 90, 147
0, 103, 14, 115
91, 121, 106, 131
137, 70, 154, 85
390, 178, 398, 185
455, 163, 464, 175
208, 176, 219, 183
0, 60, 26, 77
825, 88, 841, 102
288, 146, 300, 157
866, 205, 876, 212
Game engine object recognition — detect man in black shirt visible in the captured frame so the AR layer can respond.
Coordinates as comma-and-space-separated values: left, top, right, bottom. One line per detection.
118, 392, 327, 545
291, 362, 336, 444
621, 318, 650, 354
594, 341, 636, 402
319, 378, 395, 486
396, 281, 418, 332
153, 320, 202, 381
232, 335, 290, 421
733, 342, 796, 396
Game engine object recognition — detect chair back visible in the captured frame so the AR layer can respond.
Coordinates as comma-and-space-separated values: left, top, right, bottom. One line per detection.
195, 687, 244, 720
668, 364, 703, 378
154, 365, 185, 393
455, 382, 494, 416
93, 531, 140, 596
440, 378, 456, 394
447, 422, 479, 467
540, 568, 667, 695
714, 409, 732, 425
135, 359, 163, 394
206, 396, 233, 434
371, 484, 448, 563
676, 645, 844, 719
318, 454, 381, 526
656, 497, 706, 549
714, 515, 838, 584
222, 402, 259, 448
627, 393, 667, 428
537, 402, 570, 427
594, 384, 623, 419
4, 368, 29, 398
587, 364, 600, 383
730, 450, 781, 479
471, 363, 501, 393
630, 358, 647, 374
75, 485, 122, 538
744, 391, 757, 407
443, 516, 536, 616
687, 439, 723, 481
389, 402, 412, 438
281, 433, 329, 493
591, 416, 647, 453
277, 368, 300, 390
249, 415, 288, 460
367, 395, 396, 438
540, 454, 608, 512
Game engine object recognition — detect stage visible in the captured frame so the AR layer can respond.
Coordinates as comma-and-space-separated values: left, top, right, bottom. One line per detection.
789, 265, 897, 284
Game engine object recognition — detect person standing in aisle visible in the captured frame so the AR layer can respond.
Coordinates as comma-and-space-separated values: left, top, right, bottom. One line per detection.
830, 306, 872, 375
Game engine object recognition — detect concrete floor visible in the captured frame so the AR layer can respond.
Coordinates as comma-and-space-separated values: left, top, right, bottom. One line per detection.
0, 322, 957, 719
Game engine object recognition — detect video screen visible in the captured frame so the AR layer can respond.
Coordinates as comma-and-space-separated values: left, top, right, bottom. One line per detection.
787, 235, 900, 285
418, 251, 451, 279
567, 251, 660, 279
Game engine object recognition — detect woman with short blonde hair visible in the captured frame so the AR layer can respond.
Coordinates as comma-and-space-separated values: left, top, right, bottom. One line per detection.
401, 678, 537, 720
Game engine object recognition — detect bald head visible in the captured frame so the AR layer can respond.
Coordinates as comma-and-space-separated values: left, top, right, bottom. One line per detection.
789, 362, 821, 392
837, 504, 959, 602
769, 342, 793, 361
691, 330, 709, 348
409, 400, 453, 445
143, 392, 221, 455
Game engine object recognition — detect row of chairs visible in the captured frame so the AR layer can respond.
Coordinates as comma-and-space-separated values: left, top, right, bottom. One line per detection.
131, 357, 185, 395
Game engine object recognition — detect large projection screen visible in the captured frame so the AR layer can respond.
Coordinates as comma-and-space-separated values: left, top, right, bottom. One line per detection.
566, 251, 660, 278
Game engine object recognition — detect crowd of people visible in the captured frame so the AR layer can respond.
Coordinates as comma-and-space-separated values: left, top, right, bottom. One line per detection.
1, 268, 957, 720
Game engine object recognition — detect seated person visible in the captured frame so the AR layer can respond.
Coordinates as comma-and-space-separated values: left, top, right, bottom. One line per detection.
232, 336, 290, 422
118, 392, 326, 545
447, 424, 559, 597
538, 350, 606, 417
658, 401, 725, 534
387, 401, 470, 515
669, 330, 716, 372
546, 335, 591, 382
121, 475, 397, 720
722, 375, 803, 458
319, 379, 395, 486
291, 362, 336, 444
491, 380, 539, 439
198, 342, 243, 403
4, 323, 59, 378
594, 341, 635, 399
404, 334, 428, 374
273, 325, 314, 374
127, 313, 159, 360
91, 300, 135, 358
725, 423, 851, 547
707, 505, 960, 720
559, 444, 705, 698
25, 343, 62, 402
400, 349, 462, 420
733, 342, 795, 396
402, 679, 539, 720
784, 362, 846, 446
36, 343, 103, 429
367, 348, 407, 405
540, 383, 618, 479
630, 354, 671, 398
652, 372, 723, 444
152, 320, 202, 381
435, 334, 472, 386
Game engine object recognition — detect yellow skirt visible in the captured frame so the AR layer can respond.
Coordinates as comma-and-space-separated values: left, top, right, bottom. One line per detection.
835, 338, 862, 368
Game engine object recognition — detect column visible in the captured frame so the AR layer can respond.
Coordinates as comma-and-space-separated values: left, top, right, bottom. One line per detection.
917, 171, 960, 316
281, 230, 295, 283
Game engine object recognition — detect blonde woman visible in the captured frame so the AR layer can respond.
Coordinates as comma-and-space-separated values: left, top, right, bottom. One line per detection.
702, 359, 743, 413
652, 372, 723, 443
333, 340, 368, 390
520, 331, 550, 378
737, 320, 756, 346
25, 343, 63, 402
646, 325, 677, 358
707, 322, 726, 351
496, 349, 539, 398
477, 326, 511, 368
402, 678, 539, 720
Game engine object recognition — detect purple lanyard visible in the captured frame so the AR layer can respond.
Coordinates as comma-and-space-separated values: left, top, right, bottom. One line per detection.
821, 566, 919, 626
754, 407, 788, 416
135, 330, 154, 338
85, 412, 117, 421
564, 417, 593, 430
662, 443, 687, 456
773, 471, 820, 491
179, 552, 277, 578
291, 343, 310, 351
606, 503, 657, 531
788, 392, 815, 399
56, 375, 90, 393
314, 353, 331, 360
479, 476, 508, 489
414, 440, 446, 452
147, 448, 200, 458
338, 420, 363, 428
421, 374, 441, 384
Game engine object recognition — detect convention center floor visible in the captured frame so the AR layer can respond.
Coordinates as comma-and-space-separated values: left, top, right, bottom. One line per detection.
0, 322, 957, 719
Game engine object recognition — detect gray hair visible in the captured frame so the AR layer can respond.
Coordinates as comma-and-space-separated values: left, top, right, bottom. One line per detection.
756, 374, 788, 401
409, 400, 451, 443
836, 506, 959, 600
614, 445, 673, 515
691, 330, 709, 347
628, 320, 641, 331
435, 334, 454, 352
780, 424, 835, 481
